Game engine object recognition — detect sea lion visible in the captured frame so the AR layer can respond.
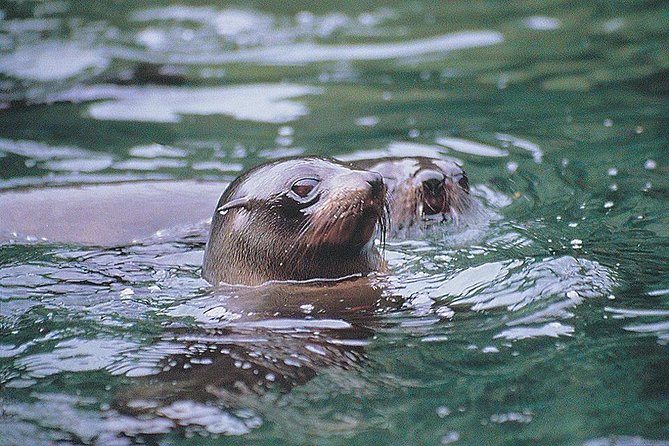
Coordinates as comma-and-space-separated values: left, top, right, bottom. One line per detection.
202, 157, 387, 286
352, 156, 472, 235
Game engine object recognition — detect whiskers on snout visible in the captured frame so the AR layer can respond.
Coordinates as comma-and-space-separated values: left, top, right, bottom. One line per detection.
297, 185, 389, 256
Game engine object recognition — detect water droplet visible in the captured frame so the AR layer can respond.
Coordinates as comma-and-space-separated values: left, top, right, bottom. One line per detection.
436, 406, 451, 418
497, 74, 509, 89
275, 135, 293, 146
441, 431, 460, 444
436, 307, 454, 318
355, 116, 379, 127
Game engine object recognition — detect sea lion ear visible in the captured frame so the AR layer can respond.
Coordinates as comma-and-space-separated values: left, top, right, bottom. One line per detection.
218, 197, 251, 215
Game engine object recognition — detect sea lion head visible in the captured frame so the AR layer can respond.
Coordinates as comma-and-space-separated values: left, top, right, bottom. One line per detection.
202, 157, 387, 286
361, 157, 471, 232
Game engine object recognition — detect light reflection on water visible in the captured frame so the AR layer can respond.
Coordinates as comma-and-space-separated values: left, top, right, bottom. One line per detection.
1, 0, 668, 445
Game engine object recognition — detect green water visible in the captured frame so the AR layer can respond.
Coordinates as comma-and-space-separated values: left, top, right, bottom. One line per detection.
1, 0, 668, 445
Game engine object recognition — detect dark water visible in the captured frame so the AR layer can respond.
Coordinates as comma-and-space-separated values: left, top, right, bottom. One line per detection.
1, 0, 668, 445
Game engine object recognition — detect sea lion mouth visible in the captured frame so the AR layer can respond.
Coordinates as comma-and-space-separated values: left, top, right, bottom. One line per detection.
416, 172, 470, 224
422, 178, 449, 215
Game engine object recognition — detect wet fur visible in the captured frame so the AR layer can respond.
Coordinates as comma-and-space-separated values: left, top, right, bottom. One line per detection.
203, 158, 387, 286
352, 157, 473, 236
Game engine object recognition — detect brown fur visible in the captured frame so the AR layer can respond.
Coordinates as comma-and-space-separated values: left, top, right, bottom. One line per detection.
202, 157, 387, 286
351, 156, 472, 233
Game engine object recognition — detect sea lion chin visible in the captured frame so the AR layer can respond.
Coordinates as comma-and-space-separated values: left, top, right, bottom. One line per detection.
351, 156, 472, 234
202, 157, 387, 286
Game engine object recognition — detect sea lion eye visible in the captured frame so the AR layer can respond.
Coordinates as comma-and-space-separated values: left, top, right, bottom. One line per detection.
456, 173, 469, 192
291, 178, 319, 198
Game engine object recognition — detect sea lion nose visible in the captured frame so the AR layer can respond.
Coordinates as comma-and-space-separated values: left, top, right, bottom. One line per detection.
416, 170, 445, 192
423, 178, 443, 194
416, 169, 447, 215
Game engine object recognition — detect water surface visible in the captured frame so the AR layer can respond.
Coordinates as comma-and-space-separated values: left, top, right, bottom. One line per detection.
1, 0, 668, 445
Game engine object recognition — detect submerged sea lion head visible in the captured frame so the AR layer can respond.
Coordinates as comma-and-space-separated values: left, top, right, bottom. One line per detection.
361, 157, 471, 232
202, 157, 387, 286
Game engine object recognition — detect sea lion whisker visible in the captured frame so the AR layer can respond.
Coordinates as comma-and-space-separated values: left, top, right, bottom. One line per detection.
441, 184, 449, 217
450, 208, 460, 226
377, 201, 389, 253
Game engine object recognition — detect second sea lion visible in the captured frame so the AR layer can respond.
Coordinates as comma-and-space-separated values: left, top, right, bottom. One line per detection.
352, 156, 472, 235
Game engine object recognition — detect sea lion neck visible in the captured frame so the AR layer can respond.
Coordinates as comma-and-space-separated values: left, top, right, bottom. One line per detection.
202, 157, 387, 286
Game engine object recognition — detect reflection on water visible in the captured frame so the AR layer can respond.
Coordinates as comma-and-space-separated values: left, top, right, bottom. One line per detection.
1, 0, 669, 444
85, 84, 322, 123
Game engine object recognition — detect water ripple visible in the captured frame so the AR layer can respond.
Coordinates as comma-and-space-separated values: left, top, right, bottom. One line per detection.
111, 30, 503, 65
85, 84, 322, 123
